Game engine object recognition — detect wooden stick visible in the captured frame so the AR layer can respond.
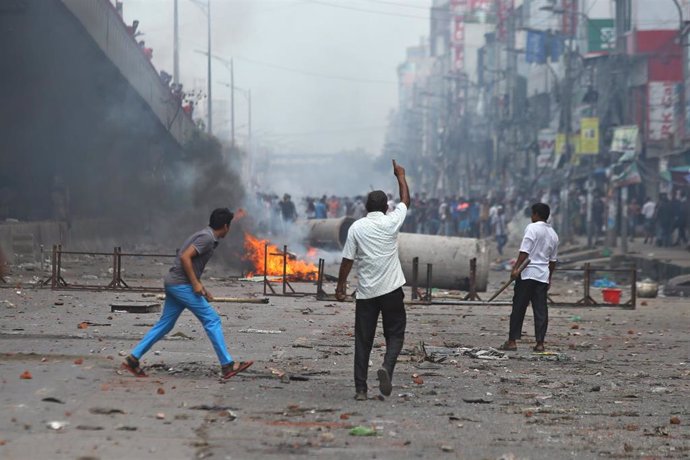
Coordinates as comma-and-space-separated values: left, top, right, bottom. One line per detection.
155, 295, 269, 304
487, 258, 531, 302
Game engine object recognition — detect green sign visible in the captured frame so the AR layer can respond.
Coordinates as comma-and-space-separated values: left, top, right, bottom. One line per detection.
588, 19, 615, 54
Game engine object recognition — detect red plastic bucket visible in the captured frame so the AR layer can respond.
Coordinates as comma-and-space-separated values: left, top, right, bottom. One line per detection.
602, 288, 622, 304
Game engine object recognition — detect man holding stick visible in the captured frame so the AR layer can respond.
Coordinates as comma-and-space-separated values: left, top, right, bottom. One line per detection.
336, 160, 410, 401
499, 203, 559, 352
123, 208, 253, 379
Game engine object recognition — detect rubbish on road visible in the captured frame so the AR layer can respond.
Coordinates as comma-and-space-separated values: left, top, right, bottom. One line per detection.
663, 274, 690, 297
1, 300, 16, 308
46, 421, 69, 430
157, 387, 165, 395
170, 331, 194, 340
440, 445, 454, 452
190, 404, 238, 411
76, 425, 104, 430
156, 413, 165, 420
239, 328, 282, 334
349, 426, 378, 436
77, 322, 88, 329
527, 352, 571, 362
670, 416, 681, 425
293, 337, 314, 348
636, 279, 658, 298
462, 397, 493, 404
42, 397, 65, 404
73, 358, 83, 365
589, 385, 601, 392
460, 347, 508, 360
592, 278, 617, 288
569, 315, 582, 322
412, 374, 424, 385
110, 302, 161, 313
116, 426, 138, 431
19, 370, 32, 379
89, 407, 125, 415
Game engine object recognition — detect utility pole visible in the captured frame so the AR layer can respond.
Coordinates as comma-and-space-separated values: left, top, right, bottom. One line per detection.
230, 58, 235, 146
206, 0, 212, 135
173, 0, 179, 85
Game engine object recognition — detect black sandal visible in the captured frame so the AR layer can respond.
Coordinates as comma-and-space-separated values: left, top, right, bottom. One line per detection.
221, 360, 254, 379
121, 355, 147, 377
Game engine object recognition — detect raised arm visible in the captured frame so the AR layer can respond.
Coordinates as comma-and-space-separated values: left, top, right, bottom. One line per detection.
393, 160, 410, 207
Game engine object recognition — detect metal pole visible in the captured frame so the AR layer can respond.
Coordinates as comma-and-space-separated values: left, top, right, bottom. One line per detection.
586, 179, 594, 248
561, 2, 575, 244
173, 0, 179, 85
282, 245, 288, 295
621, 186, 629, 254
231, 58, 235, 146
207, 0, 212, 134
248, 89, 252, 149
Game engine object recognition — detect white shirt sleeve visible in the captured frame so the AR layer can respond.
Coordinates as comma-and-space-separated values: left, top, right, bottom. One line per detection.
341, 227, 357, 260
519, 225, 536, 254
386, 202, 408, 232
550, 236, 559, 262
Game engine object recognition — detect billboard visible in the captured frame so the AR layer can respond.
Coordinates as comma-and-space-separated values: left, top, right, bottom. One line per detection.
648, 81, 679, 141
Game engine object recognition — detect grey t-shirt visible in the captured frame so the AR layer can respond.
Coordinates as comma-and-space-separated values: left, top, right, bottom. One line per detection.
164, 227, 219, 286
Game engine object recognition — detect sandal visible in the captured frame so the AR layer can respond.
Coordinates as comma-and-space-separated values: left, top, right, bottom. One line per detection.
498, 342, 517, 352
221, 360, 254, 379
121, 355, 147, 377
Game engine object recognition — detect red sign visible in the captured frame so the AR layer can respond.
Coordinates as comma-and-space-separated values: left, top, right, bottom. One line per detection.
496, 0, 514, 42
451, 0, 468, 71
561, 0, 579, 37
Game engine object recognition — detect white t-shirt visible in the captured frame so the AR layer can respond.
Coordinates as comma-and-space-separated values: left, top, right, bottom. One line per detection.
519, 221, 559, 284
641, 201, 656, 219
342, 203, 407, 299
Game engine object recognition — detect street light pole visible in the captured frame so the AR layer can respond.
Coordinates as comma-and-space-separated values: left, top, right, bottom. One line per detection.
230, 58, 235, 146
206, 0, 212, 135
173, 0, 179, 85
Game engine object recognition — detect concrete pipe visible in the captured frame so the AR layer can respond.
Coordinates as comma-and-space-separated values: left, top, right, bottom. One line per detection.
304, 217, 355, 250
397, 233, 489, 292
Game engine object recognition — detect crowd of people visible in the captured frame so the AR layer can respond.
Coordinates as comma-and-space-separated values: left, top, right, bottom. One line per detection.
249, 191, 532, 253
250, 186, 689, 253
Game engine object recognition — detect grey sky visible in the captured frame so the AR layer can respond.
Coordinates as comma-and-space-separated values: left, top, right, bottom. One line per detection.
121, 0, 432, 155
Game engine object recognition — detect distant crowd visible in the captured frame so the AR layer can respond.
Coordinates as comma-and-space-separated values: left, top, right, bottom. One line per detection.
249, 192, 530, 256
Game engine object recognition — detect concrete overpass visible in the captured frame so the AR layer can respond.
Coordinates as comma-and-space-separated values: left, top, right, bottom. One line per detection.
0, 0, 198, 224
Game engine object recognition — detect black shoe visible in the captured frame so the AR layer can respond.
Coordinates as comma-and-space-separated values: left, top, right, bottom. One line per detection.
377, 368, 392, 396
354, 391, 367, 401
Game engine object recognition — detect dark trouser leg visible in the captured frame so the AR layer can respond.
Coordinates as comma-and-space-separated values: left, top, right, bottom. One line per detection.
354, 299, 380, 392
509, 278, 533, 341
531, 281, 549, 343
380, 288, 406, 381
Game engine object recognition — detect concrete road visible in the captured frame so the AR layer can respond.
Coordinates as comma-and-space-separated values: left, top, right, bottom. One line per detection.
0, 260, 689, 459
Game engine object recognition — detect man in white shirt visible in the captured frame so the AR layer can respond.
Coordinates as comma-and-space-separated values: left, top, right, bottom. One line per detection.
336, 160, 410, 401
499, 203, 559, 352
641, 197, 656, 244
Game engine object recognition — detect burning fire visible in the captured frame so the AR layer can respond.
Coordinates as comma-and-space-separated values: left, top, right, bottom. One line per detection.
243, 233, 318, 280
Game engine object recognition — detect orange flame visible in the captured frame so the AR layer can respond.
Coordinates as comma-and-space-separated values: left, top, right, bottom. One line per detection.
243, 233, 318, 280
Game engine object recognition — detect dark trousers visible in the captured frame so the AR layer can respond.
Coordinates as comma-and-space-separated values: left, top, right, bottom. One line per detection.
354, 287, 406, 392
509, 278, 548, 343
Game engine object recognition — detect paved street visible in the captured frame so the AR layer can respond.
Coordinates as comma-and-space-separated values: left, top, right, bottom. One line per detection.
1, 258, 688, 459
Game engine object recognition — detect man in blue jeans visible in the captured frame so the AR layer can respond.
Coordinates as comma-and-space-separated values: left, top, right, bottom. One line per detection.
122, 208, 253, 379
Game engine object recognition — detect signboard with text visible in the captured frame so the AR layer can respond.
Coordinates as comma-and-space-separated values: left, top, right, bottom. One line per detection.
580, 117, 600, 154
648, 81, 679, 141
